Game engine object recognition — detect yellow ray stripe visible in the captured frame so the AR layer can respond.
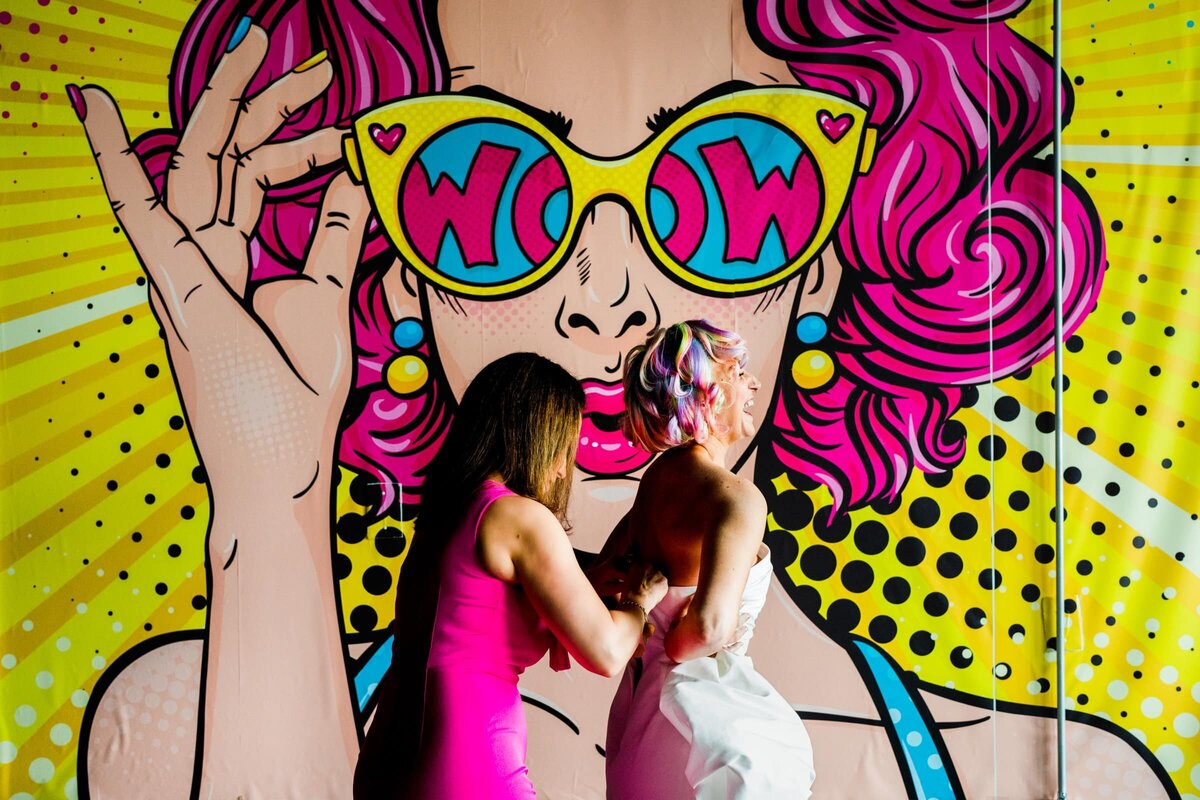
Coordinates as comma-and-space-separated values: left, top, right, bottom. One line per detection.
1073, 70, 1200, 94
1, 337, 164, 423
1, 242, 132, 281
77, 0, 189, 31
0, 272, 135, 317
5, 582, 207, 796
0, 310, 148, 370
0, 400, 172, 537
1, 474, 204, 660
0, 14, 175, 59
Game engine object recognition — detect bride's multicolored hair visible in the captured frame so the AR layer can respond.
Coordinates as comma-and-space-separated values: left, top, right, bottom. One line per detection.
623, 321, 749, 453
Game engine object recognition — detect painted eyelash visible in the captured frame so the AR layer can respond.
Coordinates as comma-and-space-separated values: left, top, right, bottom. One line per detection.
646, 105, 683, 133
545, 110, 574, 139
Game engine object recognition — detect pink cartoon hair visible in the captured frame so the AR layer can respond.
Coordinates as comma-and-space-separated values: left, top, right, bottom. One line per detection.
749, 0, 1104, 512
623, 320, 749, 453
143, 0, 1104, 520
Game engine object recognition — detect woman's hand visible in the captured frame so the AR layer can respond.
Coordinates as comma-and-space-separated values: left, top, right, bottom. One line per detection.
586, 552, 635, 597
622, 561, 669, 611
71, 25, 371, 528
71, 25, 370, 796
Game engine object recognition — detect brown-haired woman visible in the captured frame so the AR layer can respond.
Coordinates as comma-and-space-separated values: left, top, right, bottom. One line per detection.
355, 352, 667, 799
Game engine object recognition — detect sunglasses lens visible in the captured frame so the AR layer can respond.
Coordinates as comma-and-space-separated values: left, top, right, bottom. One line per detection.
647, 116, 823, 285
399, 121, 570, 290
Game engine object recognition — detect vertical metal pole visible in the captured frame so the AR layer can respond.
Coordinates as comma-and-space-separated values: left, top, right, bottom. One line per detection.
1052, 0, 1067, 797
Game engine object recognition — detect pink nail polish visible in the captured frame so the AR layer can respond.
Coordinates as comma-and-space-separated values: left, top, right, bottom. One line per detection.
66, 83, 86, 121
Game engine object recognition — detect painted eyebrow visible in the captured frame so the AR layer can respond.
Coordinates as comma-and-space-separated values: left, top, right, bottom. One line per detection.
645, 80, 756, 133
459, 84, 574, 139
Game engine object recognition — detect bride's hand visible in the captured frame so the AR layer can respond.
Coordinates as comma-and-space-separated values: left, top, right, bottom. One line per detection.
71, 25, 372, 524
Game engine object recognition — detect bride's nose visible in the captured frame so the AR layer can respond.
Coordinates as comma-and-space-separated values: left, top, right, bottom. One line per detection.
555, 203, 660, 349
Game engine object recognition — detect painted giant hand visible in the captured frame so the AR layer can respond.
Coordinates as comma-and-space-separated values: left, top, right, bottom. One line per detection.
71, 1, 1181, 798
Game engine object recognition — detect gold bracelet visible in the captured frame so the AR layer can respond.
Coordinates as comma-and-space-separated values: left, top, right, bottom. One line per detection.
617, 598, 649, 625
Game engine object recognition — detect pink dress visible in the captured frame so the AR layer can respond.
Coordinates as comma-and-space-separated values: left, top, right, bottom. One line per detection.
407, 480, 555, 799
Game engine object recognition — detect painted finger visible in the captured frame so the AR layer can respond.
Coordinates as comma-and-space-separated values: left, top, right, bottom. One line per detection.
302, 172, 373, 299
75, 85, 217, 320
228, 53, 333, 156
225, 127, 348, 233
169, 21, 268, 231
212, 52, 333, 235
258, 174, 370, 392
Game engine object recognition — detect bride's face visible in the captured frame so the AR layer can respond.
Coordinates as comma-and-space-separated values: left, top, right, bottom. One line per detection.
424, 0, 832, 545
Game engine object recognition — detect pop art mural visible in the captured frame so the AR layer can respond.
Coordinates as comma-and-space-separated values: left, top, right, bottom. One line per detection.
0, 0, 1196, 797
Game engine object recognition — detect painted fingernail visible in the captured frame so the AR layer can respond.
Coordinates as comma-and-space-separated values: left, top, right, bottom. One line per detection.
66, 83, 86, 121
292, 50, 329, 74
226, 16, 252, 53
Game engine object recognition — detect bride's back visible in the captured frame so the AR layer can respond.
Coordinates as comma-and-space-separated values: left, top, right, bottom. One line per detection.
626, 445, 749, 586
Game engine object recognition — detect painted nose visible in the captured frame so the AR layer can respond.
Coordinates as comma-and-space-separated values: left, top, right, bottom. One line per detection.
555, 203, 660, 345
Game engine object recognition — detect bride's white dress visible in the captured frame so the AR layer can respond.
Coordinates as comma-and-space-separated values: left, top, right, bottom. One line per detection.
605, 546, 816, 799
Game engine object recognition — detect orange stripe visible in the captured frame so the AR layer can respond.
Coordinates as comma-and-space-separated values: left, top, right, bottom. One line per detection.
0, 186, 108, 206
0, 392, 158, 502
1, 242, 132, 281
0, 214, 117, 244
0, 272, 135, 317
2, 341, 168, 444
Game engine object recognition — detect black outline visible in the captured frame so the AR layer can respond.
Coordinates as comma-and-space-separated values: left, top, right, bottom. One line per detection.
78, 631, 205, 800
352, 83, 871, 301
397, 130, 524, 271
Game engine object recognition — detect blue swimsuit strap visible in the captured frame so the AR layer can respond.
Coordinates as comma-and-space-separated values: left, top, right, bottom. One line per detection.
355, 634, 394, 712
850, 639, 964, 800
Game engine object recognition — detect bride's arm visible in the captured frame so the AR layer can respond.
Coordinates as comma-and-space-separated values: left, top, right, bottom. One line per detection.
664, 486, 766, 662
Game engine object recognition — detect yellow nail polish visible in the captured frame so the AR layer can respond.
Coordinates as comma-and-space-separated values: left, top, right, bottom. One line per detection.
292, 50, 329, 74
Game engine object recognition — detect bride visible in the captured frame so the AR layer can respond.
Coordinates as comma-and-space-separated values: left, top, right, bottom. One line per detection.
597, 320, 816, 799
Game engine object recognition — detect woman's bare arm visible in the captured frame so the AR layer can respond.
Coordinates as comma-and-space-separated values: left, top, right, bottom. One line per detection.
480, 497, 666, 677
664, 484, 766, 662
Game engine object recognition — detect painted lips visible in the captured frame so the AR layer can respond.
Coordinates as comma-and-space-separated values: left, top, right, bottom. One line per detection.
576, 380, 653, 477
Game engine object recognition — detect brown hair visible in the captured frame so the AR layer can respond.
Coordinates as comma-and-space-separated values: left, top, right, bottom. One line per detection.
360, 353, 583, 789
416, 352, 585, 537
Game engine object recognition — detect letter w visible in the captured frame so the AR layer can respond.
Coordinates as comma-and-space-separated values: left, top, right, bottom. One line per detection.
403, 143, 519, 268
699, 139, 819, 265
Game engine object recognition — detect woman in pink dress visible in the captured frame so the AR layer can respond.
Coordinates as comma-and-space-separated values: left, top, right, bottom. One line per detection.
354, 352, 667, 799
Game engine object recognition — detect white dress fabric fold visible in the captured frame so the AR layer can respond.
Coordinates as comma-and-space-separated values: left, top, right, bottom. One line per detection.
606, 546, 816, 799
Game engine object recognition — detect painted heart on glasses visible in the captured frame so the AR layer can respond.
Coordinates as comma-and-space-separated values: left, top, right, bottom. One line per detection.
344, 86, 877, 299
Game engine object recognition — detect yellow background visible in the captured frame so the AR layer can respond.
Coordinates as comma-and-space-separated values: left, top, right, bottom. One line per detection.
1, 1, 1197, 797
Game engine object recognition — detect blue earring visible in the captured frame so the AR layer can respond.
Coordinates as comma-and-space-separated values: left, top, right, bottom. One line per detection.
794, 313, 828, 345
391, 317, 425, 350
386, 318, 428, 396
